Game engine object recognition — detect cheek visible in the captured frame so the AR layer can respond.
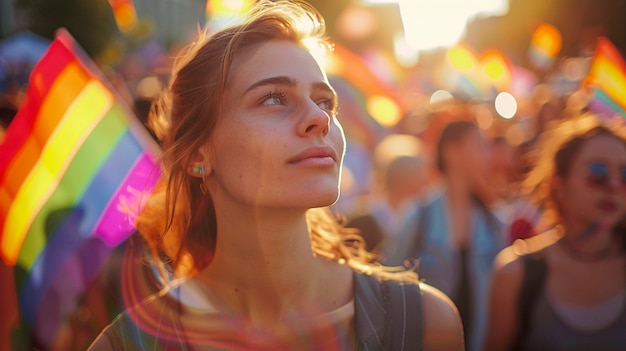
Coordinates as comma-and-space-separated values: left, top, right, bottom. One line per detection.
330, 119, 346, 161
560, 177, 595, 210
210, 121, 280, 188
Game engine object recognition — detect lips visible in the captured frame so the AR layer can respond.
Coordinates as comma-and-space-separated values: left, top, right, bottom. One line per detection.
288, 145, 338, 166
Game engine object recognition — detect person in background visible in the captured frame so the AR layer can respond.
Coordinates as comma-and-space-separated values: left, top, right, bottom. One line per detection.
406, 120, 504, 351
89, 1, 463, 350
348, 154, 426, 257
488, 137, 516, 205
486, 114, 626, 351
489, 136, 541, 245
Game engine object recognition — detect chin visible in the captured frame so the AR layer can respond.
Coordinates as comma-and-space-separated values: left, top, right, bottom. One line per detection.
286, 185, 340, 209
303, 189, 341, 208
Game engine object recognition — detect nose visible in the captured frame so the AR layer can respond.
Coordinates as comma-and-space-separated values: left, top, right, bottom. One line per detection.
297, 102, 330, 137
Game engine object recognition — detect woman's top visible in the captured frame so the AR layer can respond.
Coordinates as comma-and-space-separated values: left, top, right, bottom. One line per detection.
404, 189, 505, 351
88, 272, 424, 351
518, 255, 626, 351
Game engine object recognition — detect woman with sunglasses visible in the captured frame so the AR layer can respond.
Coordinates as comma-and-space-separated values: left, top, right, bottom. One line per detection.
89, 1, 463, 350
485, 114, 626, 351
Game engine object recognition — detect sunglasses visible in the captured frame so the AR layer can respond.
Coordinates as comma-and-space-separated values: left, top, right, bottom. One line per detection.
586, 162, 626, 189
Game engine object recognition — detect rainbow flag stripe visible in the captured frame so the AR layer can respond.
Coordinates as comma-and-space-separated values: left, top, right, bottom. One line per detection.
0, 30, 160, 328
585, 38, 626, 119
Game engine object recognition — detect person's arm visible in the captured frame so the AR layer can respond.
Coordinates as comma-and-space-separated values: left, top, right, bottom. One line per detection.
484, 250, 524, 351
421, 283, 465, 351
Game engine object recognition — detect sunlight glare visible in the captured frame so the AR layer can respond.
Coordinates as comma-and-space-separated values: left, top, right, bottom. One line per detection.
398, 0, 509, 51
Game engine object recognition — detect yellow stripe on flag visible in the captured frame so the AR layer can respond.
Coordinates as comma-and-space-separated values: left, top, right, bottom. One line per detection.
1, 80, 113, 264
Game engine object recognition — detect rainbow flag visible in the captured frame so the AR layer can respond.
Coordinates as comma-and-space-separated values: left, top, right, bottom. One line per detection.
0, 29, 160, 341
585, 38, 626, 119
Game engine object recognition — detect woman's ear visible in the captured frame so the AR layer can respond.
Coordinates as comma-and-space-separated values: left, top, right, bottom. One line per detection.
188, 145, 213, 178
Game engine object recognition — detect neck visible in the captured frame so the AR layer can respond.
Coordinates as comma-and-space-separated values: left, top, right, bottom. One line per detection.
560, 219, 618, 260
196, 199, 351, 324
445, 172, 471, 204
386, 191, 411, 211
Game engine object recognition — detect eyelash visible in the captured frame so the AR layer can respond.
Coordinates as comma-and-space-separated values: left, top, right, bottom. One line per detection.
260, 89, 338, 115
259, 90, 285, 103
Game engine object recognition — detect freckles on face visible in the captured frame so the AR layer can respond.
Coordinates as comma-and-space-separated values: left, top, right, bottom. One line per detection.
205, 40, 345, 209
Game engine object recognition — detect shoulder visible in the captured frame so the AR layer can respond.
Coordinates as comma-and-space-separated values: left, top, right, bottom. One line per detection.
88, 288, 181, 351
420, 283, 465, 351
494, 229, 559, 270
492, 230, 558, 295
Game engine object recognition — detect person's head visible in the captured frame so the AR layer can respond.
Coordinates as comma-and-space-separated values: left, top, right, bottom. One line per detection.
384, 155, 424, 200
525, 114, 626, 235
436, 120, 488, 186
490, 136, 514, 173
137, 1, 394, 280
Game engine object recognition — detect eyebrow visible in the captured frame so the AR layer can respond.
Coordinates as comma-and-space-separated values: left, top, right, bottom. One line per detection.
243, 76, 296, 96
242, 75, 337, 98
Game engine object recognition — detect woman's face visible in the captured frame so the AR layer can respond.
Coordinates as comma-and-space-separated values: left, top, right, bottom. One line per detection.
201, 40, 345, 210
451, 128, 489, 185
558, 134, 626, 231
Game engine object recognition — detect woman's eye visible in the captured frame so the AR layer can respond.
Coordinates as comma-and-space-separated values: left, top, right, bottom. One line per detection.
260, 91, 286, 106
317, 99, 336, 114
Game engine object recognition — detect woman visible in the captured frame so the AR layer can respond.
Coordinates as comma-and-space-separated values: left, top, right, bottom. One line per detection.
485, 115, 626, 350
89, 1, 462, 350
403, 120, 504, 351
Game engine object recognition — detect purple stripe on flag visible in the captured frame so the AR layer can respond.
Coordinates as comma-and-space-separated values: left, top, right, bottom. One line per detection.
93, 152, 160, 247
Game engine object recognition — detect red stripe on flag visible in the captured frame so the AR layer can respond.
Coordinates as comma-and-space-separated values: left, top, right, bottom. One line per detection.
0, 39, 76, 175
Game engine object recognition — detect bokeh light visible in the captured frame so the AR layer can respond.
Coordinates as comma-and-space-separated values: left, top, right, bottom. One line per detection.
207, 0, 253, 17
494, 91, 517, 119
393, 33, 420, 67
336, 4, 378, 41
481, 50, 511, 90
447, 45, 477, 71
367, 95, 402, 127
429, 90, 454, 105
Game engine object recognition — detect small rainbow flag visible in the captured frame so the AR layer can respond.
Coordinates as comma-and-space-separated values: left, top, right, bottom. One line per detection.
585, 38, 626, 119
0, 29, 159, 342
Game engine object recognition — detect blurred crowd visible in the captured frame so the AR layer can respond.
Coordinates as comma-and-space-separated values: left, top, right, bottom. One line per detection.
2, 4, 626, 351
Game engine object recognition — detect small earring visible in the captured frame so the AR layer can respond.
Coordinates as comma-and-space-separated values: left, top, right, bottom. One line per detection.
194, 165, 208, 195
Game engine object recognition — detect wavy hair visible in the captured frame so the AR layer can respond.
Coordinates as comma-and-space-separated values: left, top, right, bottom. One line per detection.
137, 0, 418, 284
523, 113, 626, 229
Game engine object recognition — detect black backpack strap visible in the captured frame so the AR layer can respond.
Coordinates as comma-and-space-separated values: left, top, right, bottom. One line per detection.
514, 254, 547, 350
354, 273, 424, 350
386, 281, 424, 351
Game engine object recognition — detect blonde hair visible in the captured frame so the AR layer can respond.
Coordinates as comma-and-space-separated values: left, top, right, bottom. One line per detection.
138, 0, 418, 284
523, 113, 626, 228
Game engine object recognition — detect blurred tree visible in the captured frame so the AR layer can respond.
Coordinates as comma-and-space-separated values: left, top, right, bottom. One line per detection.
17, 0, 118, 58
